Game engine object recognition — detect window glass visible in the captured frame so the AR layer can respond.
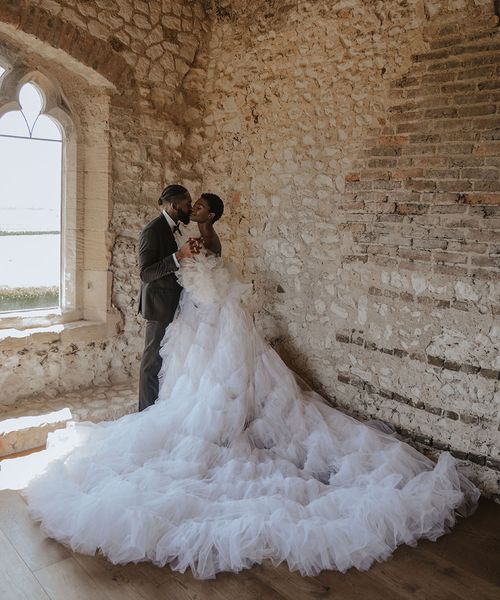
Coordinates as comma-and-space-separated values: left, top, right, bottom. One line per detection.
0, 83, 62, 312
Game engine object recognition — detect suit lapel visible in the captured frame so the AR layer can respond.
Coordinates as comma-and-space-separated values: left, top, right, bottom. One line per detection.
158, 213, 177, 252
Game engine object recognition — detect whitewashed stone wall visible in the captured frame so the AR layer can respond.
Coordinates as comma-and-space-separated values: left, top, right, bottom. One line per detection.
0, 0, 210, 404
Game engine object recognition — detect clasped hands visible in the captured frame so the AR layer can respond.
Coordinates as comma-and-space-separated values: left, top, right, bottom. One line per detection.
176, 237, 204, 260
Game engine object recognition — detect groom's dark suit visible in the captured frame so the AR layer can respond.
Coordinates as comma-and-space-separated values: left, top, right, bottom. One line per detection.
138, 214, 182, 411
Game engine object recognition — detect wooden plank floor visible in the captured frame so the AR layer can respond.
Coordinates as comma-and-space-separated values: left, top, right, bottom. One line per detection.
0, 489, 498, 600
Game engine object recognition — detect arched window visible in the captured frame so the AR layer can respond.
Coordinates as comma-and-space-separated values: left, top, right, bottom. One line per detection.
0, 52, 119, 345
0, 81, 63, 312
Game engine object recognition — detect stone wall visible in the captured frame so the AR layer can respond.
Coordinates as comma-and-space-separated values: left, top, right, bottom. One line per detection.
0, 1, 210, 403
200, 0, 500, 496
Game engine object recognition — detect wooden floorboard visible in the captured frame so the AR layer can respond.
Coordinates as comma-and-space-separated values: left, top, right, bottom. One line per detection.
34, 556, 118, 600
72, 554, 148, 600
316, 567, 411, 600
0, 528, 51, 600
420, 503, 500, 587
0, 490, 70, 572
165, 563, 288, 600
364, 544, 499, 600
0, 489, 498, 600
74, 556, 194, 600
253, 562, 333, 599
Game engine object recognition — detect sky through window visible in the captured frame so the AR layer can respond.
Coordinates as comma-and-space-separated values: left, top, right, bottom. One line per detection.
0, 82, 62, 310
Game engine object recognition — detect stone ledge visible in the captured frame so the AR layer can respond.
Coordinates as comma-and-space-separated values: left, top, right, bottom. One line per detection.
0, 409, 72, 458
0, 380, 137, 458
0, 317, 120, 351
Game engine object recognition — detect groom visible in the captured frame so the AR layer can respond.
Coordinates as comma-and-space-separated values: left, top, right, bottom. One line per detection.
137, 184, 200, 411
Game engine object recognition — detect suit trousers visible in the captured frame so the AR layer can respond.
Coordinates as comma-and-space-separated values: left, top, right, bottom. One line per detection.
138, 320, 168, 411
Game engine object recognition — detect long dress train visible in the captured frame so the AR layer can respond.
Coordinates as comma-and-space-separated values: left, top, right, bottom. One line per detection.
24, 252, 479, 579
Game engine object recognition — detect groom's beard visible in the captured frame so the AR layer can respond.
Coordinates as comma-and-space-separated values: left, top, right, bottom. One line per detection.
178, 209, 190, 225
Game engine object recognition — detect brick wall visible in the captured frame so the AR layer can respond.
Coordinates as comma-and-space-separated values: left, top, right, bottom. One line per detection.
335, 9, 500, 492
344, 19, 499, 281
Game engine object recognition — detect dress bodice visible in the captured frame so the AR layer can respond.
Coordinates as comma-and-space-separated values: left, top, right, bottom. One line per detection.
176, 252, 249, 305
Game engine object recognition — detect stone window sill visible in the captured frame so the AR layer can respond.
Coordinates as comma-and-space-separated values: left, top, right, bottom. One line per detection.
0, 316, 121, 351
0, 307, 78, 329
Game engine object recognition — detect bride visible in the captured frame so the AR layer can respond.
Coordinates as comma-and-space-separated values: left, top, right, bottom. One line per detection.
24, 194, 479, 580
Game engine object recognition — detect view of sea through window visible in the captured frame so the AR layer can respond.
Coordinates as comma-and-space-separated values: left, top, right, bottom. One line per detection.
0, 81, 62, 313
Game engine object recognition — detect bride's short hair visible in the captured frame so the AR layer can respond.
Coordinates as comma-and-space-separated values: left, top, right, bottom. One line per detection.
202, 193, 224, 223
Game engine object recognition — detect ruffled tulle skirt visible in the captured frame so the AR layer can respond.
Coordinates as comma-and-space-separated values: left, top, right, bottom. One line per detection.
24, 255, 479, 579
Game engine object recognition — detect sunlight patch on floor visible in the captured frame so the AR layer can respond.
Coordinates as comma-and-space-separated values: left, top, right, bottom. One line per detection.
0, 447, 64, 490
0, 408, 72, 434
0, 411, 76, 490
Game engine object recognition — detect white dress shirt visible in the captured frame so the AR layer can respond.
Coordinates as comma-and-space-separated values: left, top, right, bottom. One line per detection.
162, 209, 180, 268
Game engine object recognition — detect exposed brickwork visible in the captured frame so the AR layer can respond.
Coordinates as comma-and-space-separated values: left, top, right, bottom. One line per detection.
335, 369, 495, 427
368, 284, 499, 314
335, 329, 500, 381
336, 368, 499, 468
343, 24, 500, 280
0, 380, 137, 457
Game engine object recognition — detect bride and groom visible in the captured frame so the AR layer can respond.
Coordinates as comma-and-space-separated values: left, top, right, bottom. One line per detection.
24, 184, 479, 579
137, 184, 223, 412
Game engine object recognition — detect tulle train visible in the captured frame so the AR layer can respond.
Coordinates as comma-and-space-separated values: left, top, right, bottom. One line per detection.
24, 253, 480, 579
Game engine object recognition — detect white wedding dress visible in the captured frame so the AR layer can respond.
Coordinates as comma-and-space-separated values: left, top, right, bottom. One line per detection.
24, 253, 479, 579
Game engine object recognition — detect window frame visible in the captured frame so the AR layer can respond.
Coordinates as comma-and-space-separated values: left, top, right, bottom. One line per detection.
0, 54, 120, 340
0, 65, 78, 327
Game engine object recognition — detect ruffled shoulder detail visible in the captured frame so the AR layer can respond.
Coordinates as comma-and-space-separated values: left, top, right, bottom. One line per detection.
176, 252, 250, 305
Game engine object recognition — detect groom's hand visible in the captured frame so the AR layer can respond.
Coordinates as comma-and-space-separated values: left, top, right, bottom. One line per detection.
176, 239, 201, 261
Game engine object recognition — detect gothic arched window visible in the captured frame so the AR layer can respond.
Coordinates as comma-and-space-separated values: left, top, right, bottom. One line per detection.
0, 52, 118, 343
0, 80, 63, 312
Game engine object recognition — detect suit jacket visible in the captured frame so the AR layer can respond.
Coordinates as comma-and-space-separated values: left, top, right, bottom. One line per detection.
137, 214, 182, 322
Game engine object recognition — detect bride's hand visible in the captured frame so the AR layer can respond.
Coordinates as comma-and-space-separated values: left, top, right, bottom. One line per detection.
190, 237, 204, 252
